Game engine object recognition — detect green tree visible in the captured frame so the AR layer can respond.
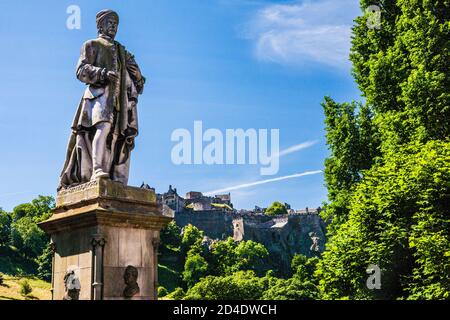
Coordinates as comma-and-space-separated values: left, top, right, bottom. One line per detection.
265, 202, 288, 216
181, 224, 203, 255
183, 250, 209, 288
10, 216, 48, 258
261, 276, 319, 300
234, 240, 269, 275
208, 237, 237, 276
12, 195, 54, 222
160, 221, 182, 249
321, 98, 379, 234
36, 242, 53, 281
184, 271, 265, 300
0, 209, 11, 246
262, 254, 320, 300
317, 0, 450, 300
317, 141, 450, 299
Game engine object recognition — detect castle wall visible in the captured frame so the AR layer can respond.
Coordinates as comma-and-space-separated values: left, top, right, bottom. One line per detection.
174, 210, 234, 240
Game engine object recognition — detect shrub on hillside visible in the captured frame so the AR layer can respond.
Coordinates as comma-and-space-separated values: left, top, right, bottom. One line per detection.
20, 279, 32, 296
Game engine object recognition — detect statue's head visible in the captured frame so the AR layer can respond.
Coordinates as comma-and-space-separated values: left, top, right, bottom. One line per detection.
96, 9, 119, 39
123, 265, 140, 298
123, 265, 138, 285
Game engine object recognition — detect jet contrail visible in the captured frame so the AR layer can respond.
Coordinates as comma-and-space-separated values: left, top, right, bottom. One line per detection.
276, 140, 318, 158
204, 170, 323, 195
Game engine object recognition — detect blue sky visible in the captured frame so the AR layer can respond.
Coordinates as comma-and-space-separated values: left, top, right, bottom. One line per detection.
0, 0, 362, 211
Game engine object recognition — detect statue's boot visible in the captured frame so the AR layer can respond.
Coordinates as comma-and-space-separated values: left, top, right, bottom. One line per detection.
91, 169, 110, 181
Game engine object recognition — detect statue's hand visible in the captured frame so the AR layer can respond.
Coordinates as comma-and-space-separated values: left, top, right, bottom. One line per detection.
106, 71, 119, 82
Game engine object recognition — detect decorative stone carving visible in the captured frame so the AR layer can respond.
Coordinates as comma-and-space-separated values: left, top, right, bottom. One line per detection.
123, 265, 140, 298
63, 270, 81, 300
57, 180, 99, 196
91, 235, 106, 300
91, 237, 107, 248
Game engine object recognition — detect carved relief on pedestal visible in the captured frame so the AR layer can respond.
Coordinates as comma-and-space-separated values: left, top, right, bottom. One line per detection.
123, 265, 140, 298
63, 269, 81, 300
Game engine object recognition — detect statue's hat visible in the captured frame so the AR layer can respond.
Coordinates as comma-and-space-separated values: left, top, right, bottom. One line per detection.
96, 9, 119, 27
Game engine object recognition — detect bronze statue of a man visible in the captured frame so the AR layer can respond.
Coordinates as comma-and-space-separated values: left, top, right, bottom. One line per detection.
58, 9, 146, 190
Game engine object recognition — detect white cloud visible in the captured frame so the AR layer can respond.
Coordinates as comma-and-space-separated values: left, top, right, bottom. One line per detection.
244, 0, 360, 68
204, 170, 322, 195
276, 139, 318, 158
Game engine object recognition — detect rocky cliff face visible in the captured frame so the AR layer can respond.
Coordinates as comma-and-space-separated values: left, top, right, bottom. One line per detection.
240, 214, 327, 273
174, 211, 327, 274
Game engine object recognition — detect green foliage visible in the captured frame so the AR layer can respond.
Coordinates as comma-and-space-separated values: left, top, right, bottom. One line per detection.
158, 286, 168, 297
183, 254, 321, 300
181, 224, 203, 255
265, 202, 288, 216
261, 277, 319, 300
19, 279, 32, 296
234, 240, 269, 275
166, 287, 186, 300
0, 245, 38, 276
321, 98, 379, 232
207, 238, 269, 276
9, 196, 54, 259
10, 216, 48, 258
36, 243, 53, 282
208, 237, 237, 275
12, 196, 54, 222
0, 196, 54, 279
262, 254, 320, 300
184, 271, 266, 300
317, 141, 450, 299
158, 263, 183, 293
160, 221, 182, 250
183, 250, 208, 288
0, 209, 11, 246
318, 0, 450, 300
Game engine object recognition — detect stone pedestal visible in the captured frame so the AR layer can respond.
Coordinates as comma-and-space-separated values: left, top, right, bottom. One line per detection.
39, 178, 173, 300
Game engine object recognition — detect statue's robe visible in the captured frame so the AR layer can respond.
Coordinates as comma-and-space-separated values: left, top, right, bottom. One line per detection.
58, 35, 145, 190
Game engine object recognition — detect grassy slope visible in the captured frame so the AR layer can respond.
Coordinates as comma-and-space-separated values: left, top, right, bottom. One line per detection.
158, 246, 183, 293
0, 275, 51, 300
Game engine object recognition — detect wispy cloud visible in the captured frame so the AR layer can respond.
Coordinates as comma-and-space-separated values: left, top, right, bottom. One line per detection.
204, 170, 322, 195
276, 140, 318, 158
243, 0, 359, 68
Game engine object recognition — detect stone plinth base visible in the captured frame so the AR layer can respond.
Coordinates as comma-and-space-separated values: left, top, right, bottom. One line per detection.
39, 178, 173, 300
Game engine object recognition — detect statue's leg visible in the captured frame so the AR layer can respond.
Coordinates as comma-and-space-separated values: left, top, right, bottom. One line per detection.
91, 121, 112, 180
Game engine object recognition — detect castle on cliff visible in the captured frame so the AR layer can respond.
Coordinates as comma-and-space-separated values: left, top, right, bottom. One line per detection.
155, 185, 327, 273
